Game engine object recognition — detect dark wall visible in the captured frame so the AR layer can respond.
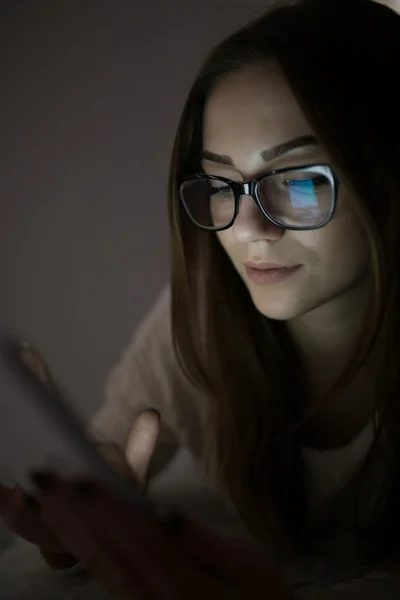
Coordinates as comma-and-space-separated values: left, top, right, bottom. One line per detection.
1, 1, 268, 434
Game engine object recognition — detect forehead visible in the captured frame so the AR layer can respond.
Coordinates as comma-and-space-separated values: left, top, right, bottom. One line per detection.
202, 65, 314, 172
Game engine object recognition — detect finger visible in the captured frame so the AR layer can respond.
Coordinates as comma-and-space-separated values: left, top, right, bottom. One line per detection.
35, 473, 192, 598
0, 484, 30, 522
125, 409, 160, 489
0, 483, 64, 551
41, 498, 148, 599
97, 442, 135, 480
35, 474, 158, 598
97, 408, 161, 488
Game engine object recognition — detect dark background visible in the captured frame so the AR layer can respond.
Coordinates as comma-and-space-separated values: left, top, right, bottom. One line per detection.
0, 0, 267, 450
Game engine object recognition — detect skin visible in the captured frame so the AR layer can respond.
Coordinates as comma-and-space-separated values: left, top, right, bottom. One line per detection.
203, 64, 370, 325
202, 64, 379, 446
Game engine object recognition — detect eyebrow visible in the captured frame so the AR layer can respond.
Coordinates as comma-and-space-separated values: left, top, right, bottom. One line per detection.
201, 135, 319, 166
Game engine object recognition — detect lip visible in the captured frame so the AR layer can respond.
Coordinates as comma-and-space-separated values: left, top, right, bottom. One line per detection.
242, 261, 303, 286
242, 260, 300, 270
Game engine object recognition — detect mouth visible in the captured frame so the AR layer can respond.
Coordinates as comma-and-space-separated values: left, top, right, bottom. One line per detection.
241, 260, 303, 286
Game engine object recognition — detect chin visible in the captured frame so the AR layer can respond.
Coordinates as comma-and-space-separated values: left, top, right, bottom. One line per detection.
247, 287, 306, 321
252, 299, 301, 321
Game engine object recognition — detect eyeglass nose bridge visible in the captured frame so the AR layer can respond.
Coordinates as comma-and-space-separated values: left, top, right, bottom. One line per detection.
233, 179, 281, 229
236, 181, 258, 202
235, 180, 264, 214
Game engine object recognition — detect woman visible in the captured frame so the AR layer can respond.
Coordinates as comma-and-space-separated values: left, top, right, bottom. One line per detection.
1, 0, 400, 597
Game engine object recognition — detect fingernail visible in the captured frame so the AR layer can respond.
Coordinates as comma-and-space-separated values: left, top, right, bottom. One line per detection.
24, 494, 40, 511
72, 481, 96, 498
30, 471, 57, 491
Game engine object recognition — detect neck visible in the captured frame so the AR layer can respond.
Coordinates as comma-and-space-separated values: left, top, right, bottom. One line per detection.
286, 277, 381, 446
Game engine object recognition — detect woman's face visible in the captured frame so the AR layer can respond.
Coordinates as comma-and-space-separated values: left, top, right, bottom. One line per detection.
201, 64, 370, 321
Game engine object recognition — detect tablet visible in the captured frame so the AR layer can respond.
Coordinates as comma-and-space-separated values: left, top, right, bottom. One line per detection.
0, 335, 154, 516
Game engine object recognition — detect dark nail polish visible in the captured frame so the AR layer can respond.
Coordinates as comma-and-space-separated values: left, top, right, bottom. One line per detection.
24, 494, 40, 511
30, 471, 57, 491
162, 512, 187, 537
72, 481, 96, 498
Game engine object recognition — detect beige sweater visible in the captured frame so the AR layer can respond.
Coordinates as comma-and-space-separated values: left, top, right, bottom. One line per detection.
90, 286, 400, 598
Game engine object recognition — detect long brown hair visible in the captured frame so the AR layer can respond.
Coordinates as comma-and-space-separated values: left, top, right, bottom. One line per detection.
168, 0, 400, 564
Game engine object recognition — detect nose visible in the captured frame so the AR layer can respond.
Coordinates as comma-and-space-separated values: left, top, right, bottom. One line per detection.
231, 195, 284, 244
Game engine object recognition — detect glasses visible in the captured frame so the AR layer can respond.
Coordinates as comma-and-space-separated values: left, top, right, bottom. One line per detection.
179, 164, 338, 232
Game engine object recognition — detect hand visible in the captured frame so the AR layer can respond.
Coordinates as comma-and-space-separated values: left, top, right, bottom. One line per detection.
0, 481, 65, 552
0, 408, 161, 562
30, 472, 293, 600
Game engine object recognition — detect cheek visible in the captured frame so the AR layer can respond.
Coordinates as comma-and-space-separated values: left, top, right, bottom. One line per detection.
299, 198, 369, 270
215, 192, 370, 277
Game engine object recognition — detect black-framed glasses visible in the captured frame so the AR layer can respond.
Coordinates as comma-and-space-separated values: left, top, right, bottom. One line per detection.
179, 164, 338, 232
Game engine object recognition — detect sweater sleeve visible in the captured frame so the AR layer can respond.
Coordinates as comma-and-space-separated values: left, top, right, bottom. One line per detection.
89, 285, 206, 475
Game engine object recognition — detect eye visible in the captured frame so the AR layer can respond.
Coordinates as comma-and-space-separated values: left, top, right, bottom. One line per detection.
210, 182, 233, 197
212, 185, 231, 194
